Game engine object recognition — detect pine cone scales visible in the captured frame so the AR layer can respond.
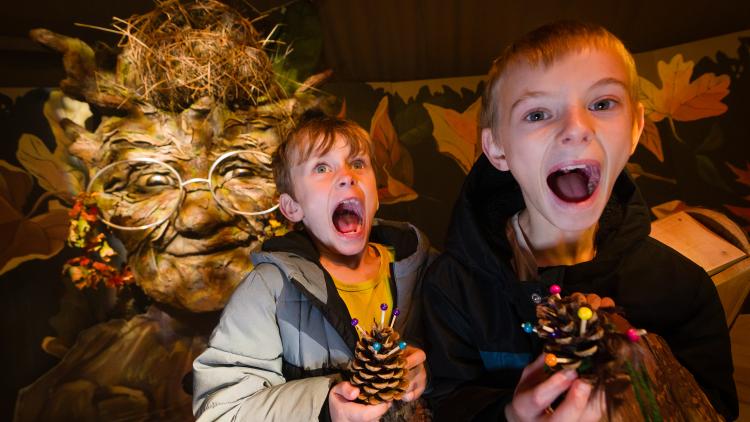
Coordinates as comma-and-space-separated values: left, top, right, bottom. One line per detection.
535, 294, 607, 372
349, 322, 409, 405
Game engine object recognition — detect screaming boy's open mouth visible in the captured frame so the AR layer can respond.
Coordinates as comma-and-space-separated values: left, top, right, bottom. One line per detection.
332, 198, 364, 234
546, 163, 601, 203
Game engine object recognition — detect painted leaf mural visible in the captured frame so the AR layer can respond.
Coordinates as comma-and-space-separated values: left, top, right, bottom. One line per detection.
424, 98, 482, 174
0, 160, 70, 276
639, 54, 730, 123
16, 134, 84, 201
727, 162, 750, 187
369, 96, 417, 204
638, 118, 664, 162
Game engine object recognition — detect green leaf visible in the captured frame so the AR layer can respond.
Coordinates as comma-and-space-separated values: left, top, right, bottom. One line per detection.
696, 123, 724, 153
695, 154, 733, 194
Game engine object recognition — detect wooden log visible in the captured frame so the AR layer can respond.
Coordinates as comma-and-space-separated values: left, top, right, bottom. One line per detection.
608, 333, 722, 422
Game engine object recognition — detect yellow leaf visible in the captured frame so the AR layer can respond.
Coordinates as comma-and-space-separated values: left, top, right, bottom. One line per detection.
638, 118, 664, 162
424, 99, 482, 174
16, 133, 84, 200
369, 96, 417, 204
378, 169, 418, 205
0, 207, 70, 276
639, 54, 730, 123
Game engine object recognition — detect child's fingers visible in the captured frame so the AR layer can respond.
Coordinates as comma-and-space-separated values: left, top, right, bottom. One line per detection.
584, 293, 602, 310
357, 400, 392, 422
600, 297, 616, 308
549, 380, 593, 422
331, 381, 360, 401
402, 363, 426, 401
403, 346, 426, 369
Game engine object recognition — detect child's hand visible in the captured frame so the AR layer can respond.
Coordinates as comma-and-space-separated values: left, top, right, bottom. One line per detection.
328, 381, 391, 422
401, 345, 427, 402
505, 354, 605, 422
570, 292, 615, 310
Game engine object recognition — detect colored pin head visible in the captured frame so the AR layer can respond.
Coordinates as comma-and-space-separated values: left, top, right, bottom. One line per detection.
372, 342, 382, 352
578, 307, 592, 336
521, 322, 534, 333
626, 328, 640, 342
398, 340, 407, 350
351, 318, 366, 336
549, 284, 561, 295
545, 353, 558, 367
577, 307, 592, 320
389, 308, 401, 328
380, 303, 388, 311
351, 318, 359, 326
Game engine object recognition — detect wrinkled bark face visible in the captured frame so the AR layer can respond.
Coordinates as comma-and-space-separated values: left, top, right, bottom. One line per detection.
85, 102, 286, 312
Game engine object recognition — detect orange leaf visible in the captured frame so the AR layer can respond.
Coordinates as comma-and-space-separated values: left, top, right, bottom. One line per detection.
369, 96, 417, 204
725, 204, 750, 225
377, 169, 418, 205
0, 160, 33, 212
639, 54, 730, 123
0, 206, 70, 276
424, 99, 482, 174
638, 118, 664, 162
726, 162, 750, 187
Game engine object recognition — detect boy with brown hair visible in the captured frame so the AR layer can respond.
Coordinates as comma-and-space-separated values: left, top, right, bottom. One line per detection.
193, 113, 433, 421
423, 21, 738, 421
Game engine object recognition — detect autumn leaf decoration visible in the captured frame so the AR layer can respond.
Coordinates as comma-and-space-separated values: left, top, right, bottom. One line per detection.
639, 54, 730, 152
424, 98, 482, 174
370, 96, 417, 204
0, 160, 70, 276
62, 193, 133, 289
724, 162, 750, 230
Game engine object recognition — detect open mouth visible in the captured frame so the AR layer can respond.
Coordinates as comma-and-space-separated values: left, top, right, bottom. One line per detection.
546, 162, 601, 203
332, 198, 364, 234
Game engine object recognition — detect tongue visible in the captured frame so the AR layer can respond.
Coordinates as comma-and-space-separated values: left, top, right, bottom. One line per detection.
334, 211, 361, 233
551, 171, 589, 202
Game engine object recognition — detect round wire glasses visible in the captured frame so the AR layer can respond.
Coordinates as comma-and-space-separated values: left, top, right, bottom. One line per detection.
87, 150, 279, 230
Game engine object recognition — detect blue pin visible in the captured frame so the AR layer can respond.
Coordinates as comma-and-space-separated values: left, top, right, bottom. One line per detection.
372, 342, 382, 352
521, 322, 534, 334
398, 341, 407, 350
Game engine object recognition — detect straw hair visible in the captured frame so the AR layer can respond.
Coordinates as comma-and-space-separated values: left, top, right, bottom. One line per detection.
111, 0, 281, 111
273, 113, 373, 198
480, 21, 639, 131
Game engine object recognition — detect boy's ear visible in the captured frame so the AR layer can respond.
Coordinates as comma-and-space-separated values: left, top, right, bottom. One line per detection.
482, 127, 510, 171
630, 102, 646, 155
279, 193, 304, 223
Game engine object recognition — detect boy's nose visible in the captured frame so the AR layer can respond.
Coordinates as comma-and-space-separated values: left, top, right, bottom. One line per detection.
337, 170, 356, 188
559, 107, 594, 144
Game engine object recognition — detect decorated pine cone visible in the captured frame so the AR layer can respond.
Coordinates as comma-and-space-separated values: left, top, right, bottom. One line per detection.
534, 291, 608, 373
526, 286, 657, 417
349, 306, 409, 405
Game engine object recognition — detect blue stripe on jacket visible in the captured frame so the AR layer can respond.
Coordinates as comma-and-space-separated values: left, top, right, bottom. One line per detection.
479, 351, 531, 370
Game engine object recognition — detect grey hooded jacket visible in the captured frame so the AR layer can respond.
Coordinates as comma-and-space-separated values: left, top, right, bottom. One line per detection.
193, 220, 434, 421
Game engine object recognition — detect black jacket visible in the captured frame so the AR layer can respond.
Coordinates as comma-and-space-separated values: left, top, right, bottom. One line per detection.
422, 155, 738, 421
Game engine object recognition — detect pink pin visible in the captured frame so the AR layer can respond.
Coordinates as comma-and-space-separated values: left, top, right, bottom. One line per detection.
549, 284, 561, 298
626, 328, 640, 342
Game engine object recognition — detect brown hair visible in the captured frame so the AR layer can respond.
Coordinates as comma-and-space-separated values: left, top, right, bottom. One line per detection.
480, 21, 639, 131
272, 112, 373, 197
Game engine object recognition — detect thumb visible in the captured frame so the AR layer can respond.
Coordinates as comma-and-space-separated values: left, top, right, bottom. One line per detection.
332, 381, 360, 401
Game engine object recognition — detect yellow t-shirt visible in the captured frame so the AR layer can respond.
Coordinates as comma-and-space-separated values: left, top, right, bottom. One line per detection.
332, 243, 395, 332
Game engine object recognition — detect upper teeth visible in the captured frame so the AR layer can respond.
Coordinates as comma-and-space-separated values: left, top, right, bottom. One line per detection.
560, 164, 586, 172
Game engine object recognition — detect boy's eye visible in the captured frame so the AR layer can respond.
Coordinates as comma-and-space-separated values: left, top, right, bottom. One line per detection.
590, 99, 616, 111
351, 159, 366, 170
524, 110, 549, 122
314, 164, 330, 174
